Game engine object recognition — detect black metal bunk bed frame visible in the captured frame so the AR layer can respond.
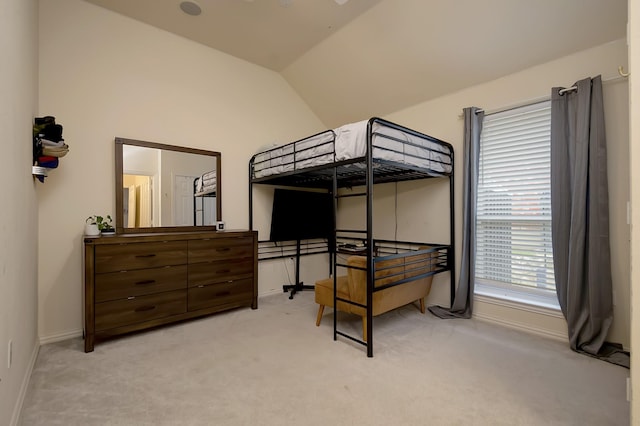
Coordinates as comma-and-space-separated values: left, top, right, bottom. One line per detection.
193, 177, 216, 226
248, 117, 455, 357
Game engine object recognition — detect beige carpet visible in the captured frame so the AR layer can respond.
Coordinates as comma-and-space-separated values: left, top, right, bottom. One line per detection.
20, 292, 629, 425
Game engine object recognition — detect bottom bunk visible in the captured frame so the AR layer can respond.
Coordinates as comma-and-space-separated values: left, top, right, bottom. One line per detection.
314, 239, 451, 357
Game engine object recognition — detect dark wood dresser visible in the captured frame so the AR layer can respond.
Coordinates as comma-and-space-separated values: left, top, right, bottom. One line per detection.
83, 230, 257, 352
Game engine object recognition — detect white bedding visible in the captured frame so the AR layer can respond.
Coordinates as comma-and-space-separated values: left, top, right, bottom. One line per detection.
195, 171, 217, 195
252, 131, 334, 178
252, 120, 452, 178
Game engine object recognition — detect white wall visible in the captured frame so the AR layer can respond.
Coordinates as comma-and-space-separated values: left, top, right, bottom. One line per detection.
382, 39, 630, 347
159, 149, 214, 226
37, 0, 325, 342
35, 0, 631, 362
0, 0, 40, 424
629, 0, 639, 421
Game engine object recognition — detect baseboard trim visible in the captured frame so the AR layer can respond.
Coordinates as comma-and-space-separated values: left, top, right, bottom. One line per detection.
474, 295, 632, 351
473, 310, 568, 342
473, 304, 569, 343
475, 294, 564, 318
39, 329, 83, 345
259, 289, 286, 298
10, 337, 39, 426
473, 294, 567, 342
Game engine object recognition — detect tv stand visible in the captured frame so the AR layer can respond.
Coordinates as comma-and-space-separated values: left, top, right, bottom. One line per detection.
283, 240, 314, 299
283, 282, 314, 299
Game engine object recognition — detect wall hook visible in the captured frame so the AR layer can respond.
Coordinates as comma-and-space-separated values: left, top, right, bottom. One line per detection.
618, 66, 630, 78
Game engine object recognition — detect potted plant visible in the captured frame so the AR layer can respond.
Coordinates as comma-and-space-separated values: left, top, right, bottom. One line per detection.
86, 215, 115, 236
85, 216, 100, 236
98, 215, 115, 235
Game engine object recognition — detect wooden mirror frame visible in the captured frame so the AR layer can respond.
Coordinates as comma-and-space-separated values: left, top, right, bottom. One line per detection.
115, 137, 221, 234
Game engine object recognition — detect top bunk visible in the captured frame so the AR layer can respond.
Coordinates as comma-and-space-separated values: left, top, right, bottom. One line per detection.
249, 117, 454, 189
193, 170, 217, 197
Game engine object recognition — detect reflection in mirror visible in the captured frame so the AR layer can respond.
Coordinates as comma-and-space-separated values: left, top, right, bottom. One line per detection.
115, 138, 221, 234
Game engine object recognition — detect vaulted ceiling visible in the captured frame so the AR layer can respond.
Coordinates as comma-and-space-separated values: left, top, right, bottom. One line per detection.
84, 0, 627, 127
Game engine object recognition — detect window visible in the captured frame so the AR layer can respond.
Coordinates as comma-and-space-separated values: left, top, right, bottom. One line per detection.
475, 101, 558, 309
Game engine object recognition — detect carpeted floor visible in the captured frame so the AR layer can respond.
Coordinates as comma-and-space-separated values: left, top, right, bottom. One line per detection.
20, 292, 629, 425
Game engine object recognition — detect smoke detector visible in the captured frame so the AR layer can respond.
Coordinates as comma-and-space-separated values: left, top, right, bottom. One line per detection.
179, 1, 202, 16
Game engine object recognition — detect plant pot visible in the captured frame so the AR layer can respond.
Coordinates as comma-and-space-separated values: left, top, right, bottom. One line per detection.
85, 223, 100, 236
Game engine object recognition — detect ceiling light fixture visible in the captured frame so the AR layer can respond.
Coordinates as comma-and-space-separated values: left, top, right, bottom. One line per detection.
179, 1, 202, 16
334, 0, 349, 5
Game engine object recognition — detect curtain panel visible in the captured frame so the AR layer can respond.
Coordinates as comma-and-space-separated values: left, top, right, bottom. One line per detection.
430, 106, 484, 319
550, 76, 624, 365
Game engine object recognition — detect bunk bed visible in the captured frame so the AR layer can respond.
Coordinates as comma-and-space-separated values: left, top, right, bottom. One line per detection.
248, 117, 455, 357
193, 171, 217, 226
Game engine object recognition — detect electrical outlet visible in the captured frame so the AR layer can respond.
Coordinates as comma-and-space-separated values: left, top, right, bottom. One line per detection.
7, 340, 12, 369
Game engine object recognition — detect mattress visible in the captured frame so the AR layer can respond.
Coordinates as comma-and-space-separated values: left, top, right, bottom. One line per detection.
252, 120, 452, 179
252, 131, 335, 178
195, 171, 217, 195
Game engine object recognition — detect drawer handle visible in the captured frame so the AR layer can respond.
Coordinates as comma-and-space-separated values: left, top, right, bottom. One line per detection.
135, 254, 157, 258
217, 269, 231, 274
135, 305, 156, 312
216, 248, 231, 252
215, 291, 231, 297
135, 280, 156, 285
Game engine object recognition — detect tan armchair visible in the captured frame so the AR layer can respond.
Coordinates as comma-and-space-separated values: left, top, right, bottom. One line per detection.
315, 249, 435, 340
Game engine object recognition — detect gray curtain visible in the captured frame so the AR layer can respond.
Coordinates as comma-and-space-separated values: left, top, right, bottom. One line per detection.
430, 107, 484, 319
551, 76, 625, 365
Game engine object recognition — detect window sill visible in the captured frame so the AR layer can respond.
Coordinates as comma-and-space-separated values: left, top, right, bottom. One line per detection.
475, 282, 562, 314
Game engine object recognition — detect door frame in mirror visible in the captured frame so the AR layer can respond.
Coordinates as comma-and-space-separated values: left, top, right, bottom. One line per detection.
115, 137, 221, 234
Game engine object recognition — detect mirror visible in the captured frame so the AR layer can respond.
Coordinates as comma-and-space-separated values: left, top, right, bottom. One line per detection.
115, 137, 221, 234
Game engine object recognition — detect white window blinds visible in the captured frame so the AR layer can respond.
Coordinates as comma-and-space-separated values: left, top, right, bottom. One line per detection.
476, 101, 556, 299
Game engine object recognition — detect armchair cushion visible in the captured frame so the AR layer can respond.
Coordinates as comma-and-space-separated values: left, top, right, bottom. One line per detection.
315, 275, 350, 311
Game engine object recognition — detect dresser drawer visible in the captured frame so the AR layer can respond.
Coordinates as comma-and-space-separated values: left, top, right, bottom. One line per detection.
95, 290, 187, 331
95, 241, 187, 273
188, 259, 253, 287
188, 237, 253, 263
84, 231, 258, 352
188, 278, 253, 311
95, 265, 187, 303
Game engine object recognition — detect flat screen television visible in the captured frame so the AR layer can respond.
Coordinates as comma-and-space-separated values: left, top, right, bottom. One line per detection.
270, 189, 334, 243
